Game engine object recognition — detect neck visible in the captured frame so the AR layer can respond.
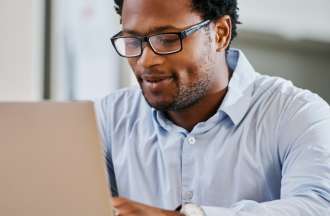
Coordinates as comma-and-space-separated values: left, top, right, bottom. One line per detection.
166, 88, 228, 131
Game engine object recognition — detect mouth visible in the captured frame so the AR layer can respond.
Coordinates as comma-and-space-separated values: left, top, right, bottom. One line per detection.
140, 75, 174, 91
141, 74, 172, 82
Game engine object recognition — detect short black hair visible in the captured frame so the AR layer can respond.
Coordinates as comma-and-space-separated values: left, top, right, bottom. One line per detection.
113, 0, 240, 44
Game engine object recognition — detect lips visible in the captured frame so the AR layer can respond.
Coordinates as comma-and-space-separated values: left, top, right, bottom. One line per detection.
140, 74, 174, 91
141, 74, 172, 83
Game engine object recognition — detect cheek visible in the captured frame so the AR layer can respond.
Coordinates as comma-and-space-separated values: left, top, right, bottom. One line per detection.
175, 63, 199, 85
170, 53, 209, 85
127, 59, 141, 80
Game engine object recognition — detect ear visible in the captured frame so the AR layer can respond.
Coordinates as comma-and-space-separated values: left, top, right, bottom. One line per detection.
213, 15, 232, 52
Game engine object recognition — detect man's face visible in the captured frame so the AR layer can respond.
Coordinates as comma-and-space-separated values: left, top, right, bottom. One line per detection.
121, 0, 218, 111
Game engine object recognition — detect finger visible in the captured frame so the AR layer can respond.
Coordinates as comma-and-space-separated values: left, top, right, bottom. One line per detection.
112, 197, 140, 215
112, 197, 130, 207
116, 207, 141, 216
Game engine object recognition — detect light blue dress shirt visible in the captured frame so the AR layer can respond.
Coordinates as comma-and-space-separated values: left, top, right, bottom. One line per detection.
95, 49, 330, 215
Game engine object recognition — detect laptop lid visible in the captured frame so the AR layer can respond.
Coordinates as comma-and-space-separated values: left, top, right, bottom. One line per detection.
0, 102, 113, 216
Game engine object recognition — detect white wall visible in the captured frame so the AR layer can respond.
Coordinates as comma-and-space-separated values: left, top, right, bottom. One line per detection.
51, 0, 122, 100
0, 0, 44, 101
239, 0, 330, 42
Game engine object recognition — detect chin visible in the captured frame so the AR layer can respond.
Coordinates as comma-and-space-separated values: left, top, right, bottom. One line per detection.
142, 94, 173, 111
147, 98, 173, 111
140, 86, 172, 109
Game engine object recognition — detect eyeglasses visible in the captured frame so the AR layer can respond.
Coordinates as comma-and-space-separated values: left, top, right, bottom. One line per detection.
111, 19, 210, 58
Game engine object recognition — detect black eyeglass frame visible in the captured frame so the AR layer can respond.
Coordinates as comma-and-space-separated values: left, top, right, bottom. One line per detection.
110, 19, 211, 58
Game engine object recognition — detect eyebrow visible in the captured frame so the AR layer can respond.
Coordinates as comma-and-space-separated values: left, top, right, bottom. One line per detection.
122, 25, 182, 36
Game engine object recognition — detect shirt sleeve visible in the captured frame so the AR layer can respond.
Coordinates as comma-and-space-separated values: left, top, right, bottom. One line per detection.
203, 94, 330, 216
94, 98, 119, 197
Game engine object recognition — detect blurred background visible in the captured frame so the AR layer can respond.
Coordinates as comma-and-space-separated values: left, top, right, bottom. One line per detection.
0, 0, 330, 102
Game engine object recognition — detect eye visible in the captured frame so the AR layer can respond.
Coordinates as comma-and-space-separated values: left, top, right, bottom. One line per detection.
158, 35, 179, 45
124, 38, 140, 48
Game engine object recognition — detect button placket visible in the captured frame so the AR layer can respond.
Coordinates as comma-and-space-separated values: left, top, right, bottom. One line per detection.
181, 135, 198, 203
183, 191, 194, 202
187, 136, 196, 145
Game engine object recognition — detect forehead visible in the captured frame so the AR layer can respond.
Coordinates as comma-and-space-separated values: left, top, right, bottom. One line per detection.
122, 0, 202, 34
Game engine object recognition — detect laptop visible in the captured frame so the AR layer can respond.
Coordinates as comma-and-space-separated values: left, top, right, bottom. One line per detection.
0, 102, 113, 216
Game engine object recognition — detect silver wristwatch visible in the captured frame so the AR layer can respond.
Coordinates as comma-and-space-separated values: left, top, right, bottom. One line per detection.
180, 203, 206, 216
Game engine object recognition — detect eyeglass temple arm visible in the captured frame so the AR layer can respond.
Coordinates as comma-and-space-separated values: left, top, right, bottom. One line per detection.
181, 20, 210, 39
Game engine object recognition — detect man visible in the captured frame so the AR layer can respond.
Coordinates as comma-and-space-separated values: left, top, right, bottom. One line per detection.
95, 0, 330, 215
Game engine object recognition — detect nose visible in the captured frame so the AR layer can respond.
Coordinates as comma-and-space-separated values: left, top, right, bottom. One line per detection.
137, 44, 164, 68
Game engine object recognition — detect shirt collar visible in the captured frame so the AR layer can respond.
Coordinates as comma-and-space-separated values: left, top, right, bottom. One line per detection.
219, 49, 258, 125
152, 48, 258, 131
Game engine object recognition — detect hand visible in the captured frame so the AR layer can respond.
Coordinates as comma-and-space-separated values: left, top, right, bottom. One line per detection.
112, 197, 183, 216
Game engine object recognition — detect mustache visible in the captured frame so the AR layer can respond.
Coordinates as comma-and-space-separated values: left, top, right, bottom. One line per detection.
133, 65, 180, 83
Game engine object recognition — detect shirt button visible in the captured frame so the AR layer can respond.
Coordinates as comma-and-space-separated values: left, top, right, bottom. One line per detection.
187, 137, 196, 145
183, 191, 194, 201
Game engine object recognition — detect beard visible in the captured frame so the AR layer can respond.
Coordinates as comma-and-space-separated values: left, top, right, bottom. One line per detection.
141, 72, 211, 111
170, 78, 210, 111
148, 79, 210, 111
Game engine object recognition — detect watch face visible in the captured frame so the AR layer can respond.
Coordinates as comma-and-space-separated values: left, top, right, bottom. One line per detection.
181, 203, 205, 216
